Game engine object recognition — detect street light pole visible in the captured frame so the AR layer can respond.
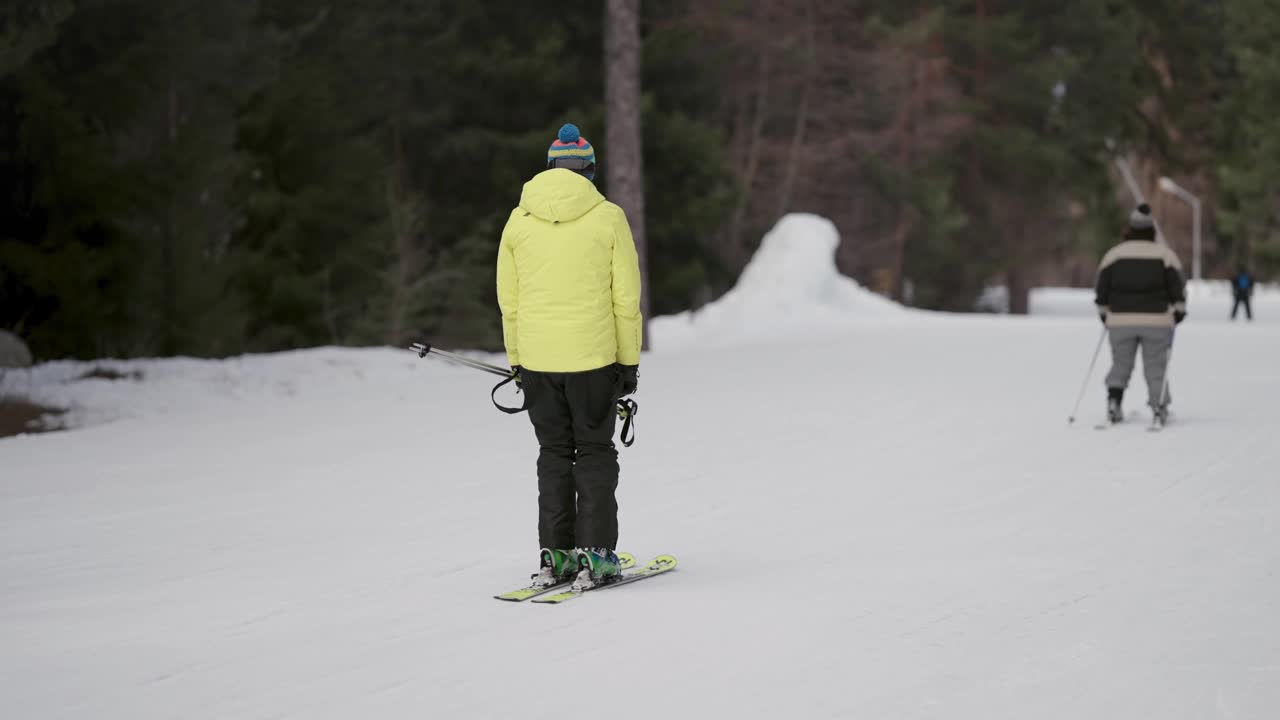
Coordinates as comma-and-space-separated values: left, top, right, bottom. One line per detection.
1115, 156, 1165, 245
1191, 194, 1202, 280
1158, 176, 1202, 280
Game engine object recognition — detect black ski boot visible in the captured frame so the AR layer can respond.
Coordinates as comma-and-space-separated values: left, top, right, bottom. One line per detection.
1107, 387, 1124, 424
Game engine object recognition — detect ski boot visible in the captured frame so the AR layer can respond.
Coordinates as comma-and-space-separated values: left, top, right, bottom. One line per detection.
571, 548, 623, 591
531, 548, 579, 588
1107, 387, 1124, 424
1152, 404, 1169, 427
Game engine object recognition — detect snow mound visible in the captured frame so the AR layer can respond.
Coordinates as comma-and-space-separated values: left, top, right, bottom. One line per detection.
1027, 287, 1096, 317
0, 346, 508, 434
651, 214, 902, 350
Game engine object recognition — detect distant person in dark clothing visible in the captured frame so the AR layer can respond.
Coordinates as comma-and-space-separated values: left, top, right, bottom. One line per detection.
1231, 266, 1254, 321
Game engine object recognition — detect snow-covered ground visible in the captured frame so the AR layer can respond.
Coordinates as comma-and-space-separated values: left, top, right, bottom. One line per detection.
4, 215, 1280, 719
1031, 282, 1280, 324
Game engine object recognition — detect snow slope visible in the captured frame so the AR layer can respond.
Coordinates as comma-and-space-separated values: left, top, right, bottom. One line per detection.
4, 217, 1280, 720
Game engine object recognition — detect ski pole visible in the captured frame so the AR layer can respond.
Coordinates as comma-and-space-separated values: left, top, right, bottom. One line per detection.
1156, 329, 1174, 410
1068, 327, 1108, 425
408, 341, 639, 444
409, 342, 512, 378
410, 342, 526, 413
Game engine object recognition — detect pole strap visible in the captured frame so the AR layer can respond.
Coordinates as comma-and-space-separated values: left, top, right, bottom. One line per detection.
617, 397, 638, 448
413, 343, 636, 445
490, 373, 527, 414
1157, 328, 1175, 409
491, 373, 638, 447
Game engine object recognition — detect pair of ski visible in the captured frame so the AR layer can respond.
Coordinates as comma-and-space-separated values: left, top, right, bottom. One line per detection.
1094, 416, 1169, 433
495, 553, 678, 604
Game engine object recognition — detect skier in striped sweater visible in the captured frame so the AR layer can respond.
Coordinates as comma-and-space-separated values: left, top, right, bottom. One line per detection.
1095, 203, 1187, 425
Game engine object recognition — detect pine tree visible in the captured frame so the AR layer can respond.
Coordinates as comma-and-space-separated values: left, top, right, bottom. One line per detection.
1217, 0, 1280, 272
7, 0, 269, 356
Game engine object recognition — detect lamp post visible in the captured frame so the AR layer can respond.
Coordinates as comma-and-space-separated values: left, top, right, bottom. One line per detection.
1113, 154, 1167, 244
1158, 176, 1202, 280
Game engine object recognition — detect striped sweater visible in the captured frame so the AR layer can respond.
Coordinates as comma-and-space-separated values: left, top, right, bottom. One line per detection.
1095, 239, 1186, 327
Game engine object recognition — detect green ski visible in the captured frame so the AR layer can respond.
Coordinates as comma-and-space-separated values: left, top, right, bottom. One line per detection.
531, 554, 677, 604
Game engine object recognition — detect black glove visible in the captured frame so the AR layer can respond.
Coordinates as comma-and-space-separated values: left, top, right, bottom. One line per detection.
618, 364, 638, 396
511, 365, 522, 386
1098, 312, 1107, 325
1174, 310, 1186, 325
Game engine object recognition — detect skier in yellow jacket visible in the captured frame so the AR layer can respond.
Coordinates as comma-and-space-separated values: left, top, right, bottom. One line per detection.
497, 123, 642, 590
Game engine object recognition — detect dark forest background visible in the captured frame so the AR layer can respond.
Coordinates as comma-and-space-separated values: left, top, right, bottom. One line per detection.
3, 0, 1278, 360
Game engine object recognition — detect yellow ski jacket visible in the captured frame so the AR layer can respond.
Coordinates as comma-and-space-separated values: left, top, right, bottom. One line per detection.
496, 169, 643, 372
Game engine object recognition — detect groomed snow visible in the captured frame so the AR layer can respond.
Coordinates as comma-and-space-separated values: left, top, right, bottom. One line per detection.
3, 215, 1279, 719
1031, 281, 1280, 324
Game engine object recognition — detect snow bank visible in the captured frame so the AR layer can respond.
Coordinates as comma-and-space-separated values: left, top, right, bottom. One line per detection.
1030, 280, 1280, 324
0, 346, 509, 434
651, 214, 902, 350
1027, 287, 1095, 317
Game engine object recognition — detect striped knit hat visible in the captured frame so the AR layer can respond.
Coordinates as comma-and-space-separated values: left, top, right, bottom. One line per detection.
547, 123, 596, 180
1129, 203, 1154, 230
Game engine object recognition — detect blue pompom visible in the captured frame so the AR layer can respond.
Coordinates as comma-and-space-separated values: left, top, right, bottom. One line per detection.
558, 123, 581, 144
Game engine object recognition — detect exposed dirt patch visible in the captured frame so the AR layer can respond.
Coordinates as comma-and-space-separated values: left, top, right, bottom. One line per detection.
0, 397, 67, 438
77, 367, 143, 382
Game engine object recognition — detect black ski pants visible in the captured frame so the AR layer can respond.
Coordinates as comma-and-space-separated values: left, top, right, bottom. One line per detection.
1231, 293, 1253, 320
522, 365, 621, 550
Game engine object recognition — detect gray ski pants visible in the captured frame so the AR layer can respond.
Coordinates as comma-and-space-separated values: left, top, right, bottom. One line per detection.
1106, 325, 1174, 408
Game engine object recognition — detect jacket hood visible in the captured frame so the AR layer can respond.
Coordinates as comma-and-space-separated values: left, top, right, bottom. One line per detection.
518, 169, 604, 223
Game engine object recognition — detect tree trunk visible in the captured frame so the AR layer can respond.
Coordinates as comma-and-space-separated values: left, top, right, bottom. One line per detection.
322, 266, 339, 344
728, 50, 769, 269
888, 46, 920, 301
387, 117, 407, 346
775, 0, 815, 219
1006, 208, 1032, 314
969, 0, 988, 187
1007, 266, 1030, 315
605, 0, 649, 346
161, 76, 179, 355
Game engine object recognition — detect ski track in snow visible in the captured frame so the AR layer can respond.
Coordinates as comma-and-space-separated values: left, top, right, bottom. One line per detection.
3, 215, 1279, 719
